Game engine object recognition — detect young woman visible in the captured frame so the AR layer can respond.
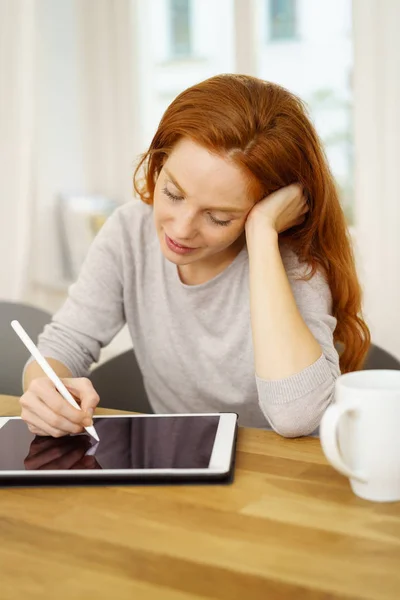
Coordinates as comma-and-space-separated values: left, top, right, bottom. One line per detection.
21, 74, 370, 438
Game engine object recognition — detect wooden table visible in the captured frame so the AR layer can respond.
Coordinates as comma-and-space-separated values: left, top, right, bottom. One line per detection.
1, 396, 400, 600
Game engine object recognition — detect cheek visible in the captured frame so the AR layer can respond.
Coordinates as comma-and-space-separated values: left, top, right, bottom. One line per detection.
208, 223, 244, 247
153, 192, 170, 222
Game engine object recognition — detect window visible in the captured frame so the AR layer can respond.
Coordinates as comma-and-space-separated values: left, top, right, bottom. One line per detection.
259, 0, 353, 222
269, 0, 297, 41
141, 0, 235, 147
170, 0, 192, 57
137, 0, 354, 223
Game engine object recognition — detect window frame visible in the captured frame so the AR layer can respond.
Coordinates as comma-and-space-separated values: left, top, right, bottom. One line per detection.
269, 0, 298, 42
169, 0, 193, 59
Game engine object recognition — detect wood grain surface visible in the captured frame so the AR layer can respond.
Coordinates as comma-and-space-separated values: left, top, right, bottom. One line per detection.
1, 395, 400, 600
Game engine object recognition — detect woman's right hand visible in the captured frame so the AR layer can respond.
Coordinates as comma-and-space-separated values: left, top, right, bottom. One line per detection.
20, 377, 100, 438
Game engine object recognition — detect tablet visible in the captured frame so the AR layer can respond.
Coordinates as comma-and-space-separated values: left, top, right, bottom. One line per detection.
0, 413, 238, 485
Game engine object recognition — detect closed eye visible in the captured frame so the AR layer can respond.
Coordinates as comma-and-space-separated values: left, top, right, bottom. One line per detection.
208, 214, 232, 227
162, 186, 183, 202
162, 185, 232, 227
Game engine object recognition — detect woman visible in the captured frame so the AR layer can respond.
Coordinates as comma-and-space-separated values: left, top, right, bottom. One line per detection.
21, 74, 370, 438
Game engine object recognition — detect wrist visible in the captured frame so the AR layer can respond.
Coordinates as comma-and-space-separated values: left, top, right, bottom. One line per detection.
245, 217, 278, 247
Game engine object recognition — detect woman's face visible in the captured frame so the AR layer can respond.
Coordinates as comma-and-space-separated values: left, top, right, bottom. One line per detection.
153, 138, 256, 267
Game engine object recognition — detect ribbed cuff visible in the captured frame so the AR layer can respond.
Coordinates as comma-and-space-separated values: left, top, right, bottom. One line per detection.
255, 354, 334, 404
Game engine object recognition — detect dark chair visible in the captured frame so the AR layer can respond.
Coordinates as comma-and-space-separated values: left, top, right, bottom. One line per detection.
0, 301, 52, 396
89, 349, 153, 413
362, 343, 400, 370
335, 341, 400, 371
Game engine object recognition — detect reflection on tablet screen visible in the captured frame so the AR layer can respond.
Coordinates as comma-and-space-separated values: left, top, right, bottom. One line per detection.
0, 416, 220, 471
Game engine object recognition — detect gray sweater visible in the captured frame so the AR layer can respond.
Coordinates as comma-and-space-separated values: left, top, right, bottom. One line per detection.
34, 201, 340, 436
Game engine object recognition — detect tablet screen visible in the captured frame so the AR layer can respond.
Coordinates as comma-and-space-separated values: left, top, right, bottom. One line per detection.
0, 416, 220, 472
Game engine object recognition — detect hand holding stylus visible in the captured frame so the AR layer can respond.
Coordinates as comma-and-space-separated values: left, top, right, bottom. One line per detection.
12, 320, 100, 440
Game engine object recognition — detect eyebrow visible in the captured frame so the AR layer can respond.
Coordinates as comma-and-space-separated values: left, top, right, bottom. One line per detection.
164, 168, 245, 214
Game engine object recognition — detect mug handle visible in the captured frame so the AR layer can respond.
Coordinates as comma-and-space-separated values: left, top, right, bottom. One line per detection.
320, 401, 367, 483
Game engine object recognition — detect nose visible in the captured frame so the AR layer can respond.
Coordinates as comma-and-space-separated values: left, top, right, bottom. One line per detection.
171, 209, 198, 242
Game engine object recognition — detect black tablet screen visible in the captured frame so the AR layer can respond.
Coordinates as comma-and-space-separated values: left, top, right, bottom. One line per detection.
0, 416, 220, 471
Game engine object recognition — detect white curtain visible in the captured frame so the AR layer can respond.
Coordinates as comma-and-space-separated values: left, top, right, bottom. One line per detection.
353, 0, 400, 358
76, 0, 143, 205
26, 0, 141, 293
0, 0, 36, 301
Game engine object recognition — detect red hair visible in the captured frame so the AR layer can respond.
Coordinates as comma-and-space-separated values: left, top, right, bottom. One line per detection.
134, 74, 370, 373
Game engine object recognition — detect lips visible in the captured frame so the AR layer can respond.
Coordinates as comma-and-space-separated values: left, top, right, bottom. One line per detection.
164, 233, 198, 255
167, 235, 193, 249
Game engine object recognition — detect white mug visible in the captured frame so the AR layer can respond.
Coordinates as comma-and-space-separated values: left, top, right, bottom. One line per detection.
320, 369, 400, 502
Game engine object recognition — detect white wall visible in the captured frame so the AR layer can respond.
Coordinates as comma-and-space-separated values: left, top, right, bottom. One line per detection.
353, 0, 400, 359
0, 0, 35, 301
28, 0, 141, 294
32, 0, 86, 289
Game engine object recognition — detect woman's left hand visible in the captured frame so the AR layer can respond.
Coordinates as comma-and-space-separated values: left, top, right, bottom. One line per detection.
245, 183, 309, 235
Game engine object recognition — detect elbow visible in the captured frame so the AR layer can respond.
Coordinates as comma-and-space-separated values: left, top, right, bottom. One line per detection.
256, 357, 337, 438
268, 417, 320, 439
261, 388, 335, 439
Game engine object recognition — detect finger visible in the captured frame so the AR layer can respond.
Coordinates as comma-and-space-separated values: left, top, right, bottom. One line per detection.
28, 425, 51, 437
63, 378, 100, 415
29, 380, 88, 426
287, 182, 303, 196
288, 216, 305, 230
21, 391, 85, 435
33, 399, 86, 435
23, 409, 69, 438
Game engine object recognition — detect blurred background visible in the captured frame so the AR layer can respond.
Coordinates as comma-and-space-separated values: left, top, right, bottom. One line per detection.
1, 0, 399, 365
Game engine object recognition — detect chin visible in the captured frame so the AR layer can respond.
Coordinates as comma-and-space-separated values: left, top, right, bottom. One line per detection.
162, 248, 199, 266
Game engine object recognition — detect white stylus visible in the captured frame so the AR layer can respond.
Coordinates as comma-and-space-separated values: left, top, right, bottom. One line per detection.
11, 320, 100, 442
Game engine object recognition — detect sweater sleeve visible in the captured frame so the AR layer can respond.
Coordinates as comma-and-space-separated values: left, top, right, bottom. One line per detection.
255, 260, 340, 438
24, 208, 126, 378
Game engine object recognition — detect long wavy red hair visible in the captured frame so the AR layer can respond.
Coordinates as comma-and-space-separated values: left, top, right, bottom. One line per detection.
134, 74, 370, 373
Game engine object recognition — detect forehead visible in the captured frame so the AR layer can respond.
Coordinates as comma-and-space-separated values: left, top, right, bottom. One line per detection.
164, 138, 254, 209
